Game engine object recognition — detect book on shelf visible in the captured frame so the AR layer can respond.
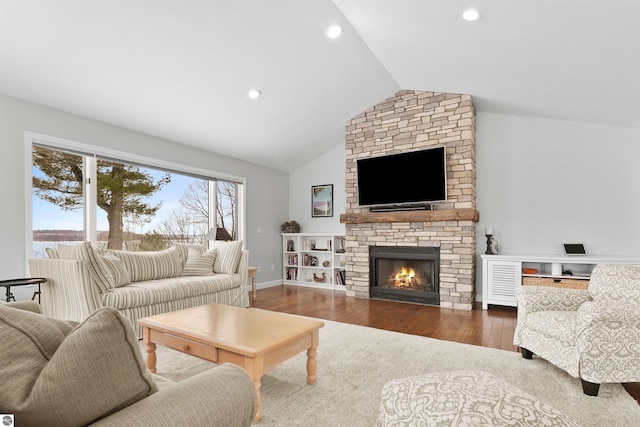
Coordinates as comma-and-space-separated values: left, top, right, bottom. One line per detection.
286, 267, 298, 281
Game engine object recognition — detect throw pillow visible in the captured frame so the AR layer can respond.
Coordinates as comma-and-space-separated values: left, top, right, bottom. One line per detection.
110, 246, 183, 282
173, 242, 207, 266
182, 248, 217, 276
210, 240, 243, 274
99, 253, 132, 287
57, 241, 115, 293
45, 247, 59, 259
0, 305, 157, 426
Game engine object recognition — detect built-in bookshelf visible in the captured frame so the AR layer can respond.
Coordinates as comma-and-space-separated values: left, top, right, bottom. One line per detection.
282, 233, 346, 291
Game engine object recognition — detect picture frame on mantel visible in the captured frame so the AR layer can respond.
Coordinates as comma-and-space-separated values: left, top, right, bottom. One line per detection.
311, 184, 333, 217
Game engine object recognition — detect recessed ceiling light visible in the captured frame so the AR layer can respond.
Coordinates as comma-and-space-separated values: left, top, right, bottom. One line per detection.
248, 89, 262, 99
327, 24, 342, 39
461, 9, 482, 22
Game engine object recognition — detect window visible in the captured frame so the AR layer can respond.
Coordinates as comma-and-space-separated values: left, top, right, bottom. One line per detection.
29, 135, 244, 257
31, 147, 85, 256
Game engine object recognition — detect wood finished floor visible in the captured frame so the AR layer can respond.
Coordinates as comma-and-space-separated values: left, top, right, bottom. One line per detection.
251, 285, 640, 405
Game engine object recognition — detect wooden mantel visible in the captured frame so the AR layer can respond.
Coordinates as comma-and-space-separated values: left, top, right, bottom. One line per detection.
339, 208, 479, 224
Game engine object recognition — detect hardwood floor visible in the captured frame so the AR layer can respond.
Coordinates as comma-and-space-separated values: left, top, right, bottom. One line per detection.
251, 285, 640, 404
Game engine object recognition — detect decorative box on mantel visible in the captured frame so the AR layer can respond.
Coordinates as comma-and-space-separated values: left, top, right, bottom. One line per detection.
341, 90, 478, 310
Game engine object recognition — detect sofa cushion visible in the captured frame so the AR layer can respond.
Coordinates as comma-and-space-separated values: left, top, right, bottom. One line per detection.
182, 248, 217, 276
0, 305, 157, 426
210, 240, 243, 274
100, 253, 132, 287
57, 241, 115, 292
0, 300, 43, 314
0, 306, 157, 426
526, 311, 585, 344
110, 247, 183, 282
173, 242, 207, 266
102, 274, 240, 309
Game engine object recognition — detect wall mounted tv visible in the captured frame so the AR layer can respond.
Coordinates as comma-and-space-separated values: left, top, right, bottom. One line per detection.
356, 145, 447, 209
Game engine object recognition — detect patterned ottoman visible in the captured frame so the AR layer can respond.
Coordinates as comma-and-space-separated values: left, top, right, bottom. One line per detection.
376, 370, 581, 426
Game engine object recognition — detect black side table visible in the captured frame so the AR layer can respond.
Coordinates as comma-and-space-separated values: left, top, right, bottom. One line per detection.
0, 278, 47, 303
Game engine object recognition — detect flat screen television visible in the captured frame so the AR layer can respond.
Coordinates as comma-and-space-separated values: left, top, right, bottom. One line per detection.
356, 145, 447, 209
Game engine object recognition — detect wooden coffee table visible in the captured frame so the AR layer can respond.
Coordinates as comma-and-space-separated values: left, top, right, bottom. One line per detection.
138, 303, 324, 422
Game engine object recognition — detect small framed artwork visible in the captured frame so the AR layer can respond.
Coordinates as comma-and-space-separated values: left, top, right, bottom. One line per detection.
312, 184, 333, 217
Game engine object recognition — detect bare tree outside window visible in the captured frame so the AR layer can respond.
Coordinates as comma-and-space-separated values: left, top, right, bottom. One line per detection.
156, 179, 209, 243
155, 179, 237, 241
217, 180, 237, 239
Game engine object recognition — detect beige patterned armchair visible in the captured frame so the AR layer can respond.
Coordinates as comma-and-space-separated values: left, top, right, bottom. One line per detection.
513, 264, 640, 396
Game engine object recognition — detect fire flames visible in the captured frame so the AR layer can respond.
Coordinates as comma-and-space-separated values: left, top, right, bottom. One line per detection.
394, 267, 416, 287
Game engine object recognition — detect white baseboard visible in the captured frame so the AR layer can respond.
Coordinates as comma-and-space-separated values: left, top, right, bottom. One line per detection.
246, 279, 283, 293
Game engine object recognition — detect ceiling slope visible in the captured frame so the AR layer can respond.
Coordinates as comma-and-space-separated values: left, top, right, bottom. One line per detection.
1, 1, 638, 171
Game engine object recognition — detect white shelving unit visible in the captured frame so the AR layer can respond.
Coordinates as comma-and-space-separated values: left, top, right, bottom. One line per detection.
282, 233, 347, 291
481, 254, 640, 309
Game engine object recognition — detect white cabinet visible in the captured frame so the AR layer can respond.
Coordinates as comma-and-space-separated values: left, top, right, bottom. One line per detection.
282, 233, 346, 291
483, 260, 522, 309
481, 254, 640, 309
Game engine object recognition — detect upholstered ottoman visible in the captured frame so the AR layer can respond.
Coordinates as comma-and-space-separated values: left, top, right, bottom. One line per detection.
376, 370, 581, 426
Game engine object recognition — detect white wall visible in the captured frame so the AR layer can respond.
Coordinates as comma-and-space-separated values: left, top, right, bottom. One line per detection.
0, 95, 289, 299
475, 112, 640, 299
289, 110, 640, 302
288, 144, 346, 234
476, 112, 640, 255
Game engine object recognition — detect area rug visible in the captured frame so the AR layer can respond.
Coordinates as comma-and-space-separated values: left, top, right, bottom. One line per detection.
143, 320, 640, 426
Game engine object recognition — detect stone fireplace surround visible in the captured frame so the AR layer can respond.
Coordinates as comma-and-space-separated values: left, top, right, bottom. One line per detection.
340, 90, 478, 310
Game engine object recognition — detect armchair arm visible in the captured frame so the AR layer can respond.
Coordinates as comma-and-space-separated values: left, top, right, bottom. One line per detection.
577, 301, 640, 383
238, 250, 249, 285
578, 301, 640, 327
89, 364, 257, 427
237, 250, 250, 308
28, 258, 104, 322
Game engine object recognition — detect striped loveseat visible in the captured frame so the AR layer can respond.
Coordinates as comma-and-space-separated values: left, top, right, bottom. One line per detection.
29, 241, 250, 337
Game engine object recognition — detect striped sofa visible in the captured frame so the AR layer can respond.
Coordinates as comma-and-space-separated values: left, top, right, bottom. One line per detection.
29, 241, 250, 337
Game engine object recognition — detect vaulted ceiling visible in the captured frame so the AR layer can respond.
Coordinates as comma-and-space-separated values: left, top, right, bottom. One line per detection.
1, 1, 638, 171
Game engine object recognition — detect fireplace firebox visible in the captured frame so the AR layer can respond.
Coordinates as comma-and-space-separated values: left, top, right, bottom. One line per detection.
369, 246, 440, 305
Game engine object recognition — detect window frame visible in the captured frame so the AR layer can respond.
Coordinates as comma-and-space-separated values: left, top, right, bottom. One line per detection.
25, 131, 246, 263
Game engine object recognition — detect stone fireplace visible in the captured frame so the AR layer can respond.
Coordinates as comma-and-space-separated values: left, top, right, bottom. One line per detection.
340, 90, 478, 310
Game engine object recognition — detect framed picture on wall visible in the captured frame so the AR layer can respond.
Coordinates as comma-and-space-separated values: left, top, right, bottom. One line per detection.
311, 184, 333, 217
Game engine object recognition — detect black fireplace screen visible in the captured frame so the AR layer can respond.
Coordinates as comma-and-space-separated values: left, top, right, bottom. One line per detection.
370, 246, 440, 305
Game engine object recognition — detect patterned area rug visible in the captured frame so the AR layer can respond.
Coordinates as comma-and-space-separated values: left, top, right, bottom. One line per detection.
143, 319, 640, 426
